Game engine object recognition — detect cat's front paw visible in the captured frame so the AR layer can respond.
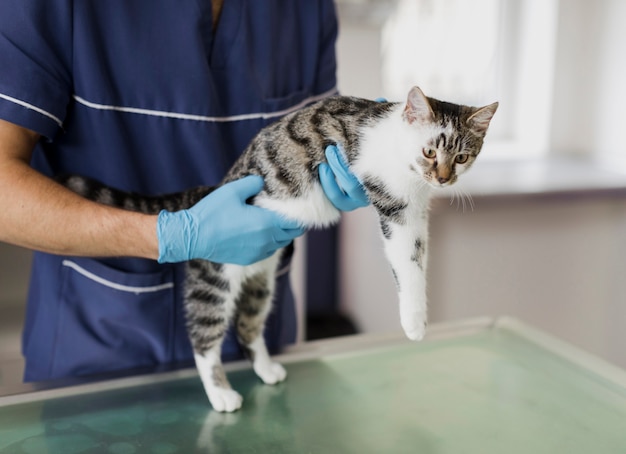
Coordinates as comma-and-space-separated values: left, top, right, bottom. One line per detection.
401, 311, 427, 341
208, 388, 243, 413
254, 361, 287, 385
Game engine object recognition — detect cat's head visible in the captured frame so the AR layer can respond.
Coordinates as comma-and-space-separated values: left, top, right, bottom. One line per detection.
402, 86, 498, 188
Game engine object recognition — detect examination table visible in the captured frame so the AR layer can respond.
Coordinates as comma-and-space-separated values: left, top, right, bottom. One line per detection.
1, 317, 625, 453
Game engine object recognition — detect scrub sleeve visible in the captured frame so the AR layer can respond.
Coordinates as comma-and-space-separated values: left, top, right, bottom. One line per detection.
0, 0, 339, 381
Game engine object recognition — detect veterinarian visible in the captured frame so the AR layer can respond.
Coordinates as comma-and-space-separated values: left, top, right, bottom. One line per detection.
0, 1, 367, 381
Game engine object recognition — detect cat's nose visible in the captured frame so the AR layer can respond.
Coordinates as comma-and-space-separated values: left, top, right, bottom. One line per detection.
437, 177, 449, 184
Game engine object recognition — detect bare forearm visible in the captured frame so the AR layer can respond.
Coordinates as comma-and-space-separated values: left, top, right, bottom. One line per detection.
0, 120, 159, 259
0, 164, 159, 258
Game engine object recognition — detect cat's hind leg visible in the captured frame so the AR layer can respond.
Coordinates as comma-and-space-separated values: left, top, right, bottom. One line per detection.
185, 260, 242, 412
235, 255, 287, 385
194, 347, 242, 413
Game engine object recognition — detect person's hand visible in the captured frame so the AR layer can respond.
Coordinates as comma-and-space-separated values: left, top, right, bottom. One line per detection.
319, 144, 369, 211
157, 175, 305, 265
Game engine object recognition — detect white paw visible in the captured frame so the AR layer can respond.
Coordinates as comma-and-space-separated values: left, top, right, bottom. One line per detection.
401, 312, 427, 341
208, 388, 243, 413
254, 361, 287, 385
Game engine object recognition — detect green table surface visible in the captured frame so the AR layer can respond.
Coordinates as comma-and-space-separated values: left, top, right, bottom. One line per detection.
1, 318, 625, 453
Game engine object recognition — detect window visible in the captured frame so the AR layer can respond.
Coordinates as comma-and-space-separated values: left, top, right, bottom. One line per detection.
338, 0, 560, 160
381, 0, 502, 111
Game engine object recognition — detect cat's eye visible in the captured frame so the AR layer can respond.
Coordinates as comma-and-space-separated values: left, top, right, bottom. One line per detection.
455, 154, 469, 164
422, 148, 436, 159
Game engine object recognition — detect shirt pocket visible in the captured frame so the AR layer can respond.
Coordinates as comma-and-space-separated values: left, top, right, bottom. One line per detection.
51, 258, 178, 378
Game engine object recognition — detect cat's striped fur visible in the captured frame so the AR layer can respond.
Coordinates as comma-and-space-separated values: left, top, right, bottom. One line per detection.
60, 87, 498, 412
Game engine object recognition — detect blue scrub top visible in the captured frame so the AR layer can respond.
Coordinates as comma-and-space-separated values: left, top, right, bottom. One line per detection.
0, 0, 338, 381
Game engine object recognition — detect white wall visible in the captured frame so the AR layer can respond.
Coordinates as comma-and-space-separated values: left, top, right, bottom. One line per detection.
428, 195, 626, 368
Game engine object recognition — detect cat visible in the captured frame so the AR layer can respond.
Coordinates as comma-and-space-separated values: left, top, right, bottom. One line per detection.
60, 86, 498, 412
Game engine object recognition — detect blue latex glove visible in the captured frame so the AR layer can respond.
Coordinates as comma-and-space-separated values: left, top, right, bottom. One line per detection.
319, 144, 369, 211
157, 175, 305, 265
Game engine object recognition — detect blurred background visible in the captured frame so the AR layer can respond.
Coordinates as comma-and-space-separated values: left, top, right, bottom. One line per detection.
2, 0, 626, 386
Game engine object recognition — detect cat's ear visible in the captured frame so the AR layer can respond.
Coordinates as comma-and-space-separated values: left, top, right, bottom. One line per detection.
467, 102, 499, 136
403, 86, 434, 124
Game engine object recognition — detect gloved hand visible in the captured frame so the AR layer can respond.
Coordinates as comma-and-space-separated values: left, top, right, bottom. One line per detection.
157, 175, 305, 265
319, 144, 369, 211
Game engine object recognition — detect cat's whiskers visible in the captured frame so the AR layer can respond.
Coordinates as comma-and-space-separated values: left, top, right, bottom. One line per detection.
448, 185, 474, 213
464, 188, 475, 212
451, 189, 461, 212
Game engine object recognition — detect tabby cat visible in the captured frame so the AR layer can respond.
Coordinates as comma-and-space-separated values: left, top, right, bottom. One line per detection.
61, 86, 498, 412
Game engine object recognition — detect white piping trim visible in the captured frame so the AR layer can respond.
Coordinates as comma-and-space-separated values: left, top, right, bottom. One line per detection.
0, 93, 63, 127
72, 87, 338, 123
62, 260, 175, 294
